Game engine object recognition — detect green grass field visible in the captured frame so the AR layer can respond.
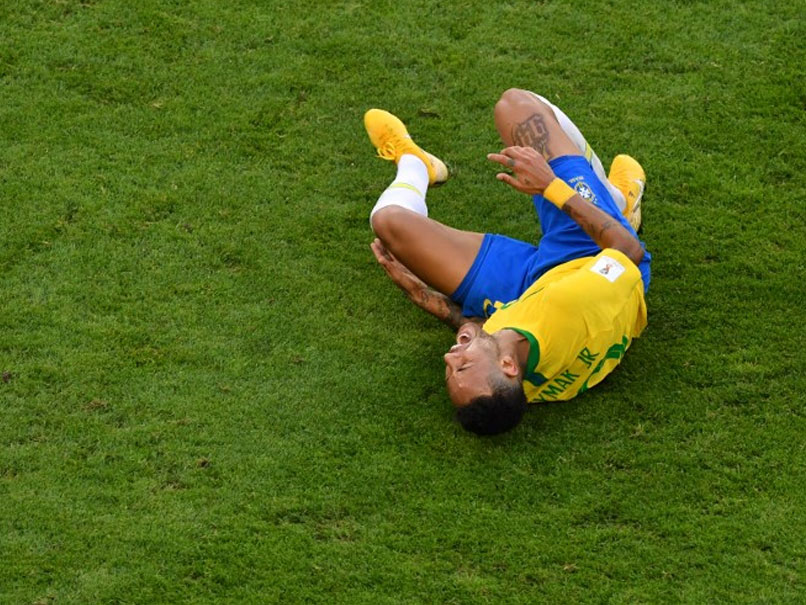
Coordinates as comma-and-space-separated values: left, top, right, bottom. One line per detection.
1, 0, 804, 602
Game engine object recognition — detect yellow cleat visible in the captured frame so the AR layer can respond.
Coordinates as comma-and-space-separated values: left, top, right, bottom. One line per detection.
608, 154, 645, 232
364, 108, 449, 186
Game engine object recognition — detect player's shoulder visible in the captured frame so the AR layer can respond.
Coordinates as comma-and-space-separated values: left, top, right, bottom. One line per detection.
545, 248, 643, 308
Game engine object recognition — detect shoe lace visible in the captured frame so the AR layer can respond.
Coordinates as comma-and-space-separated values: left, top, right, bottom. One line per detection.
375, 127, 410, 161
376, 141, 397, 160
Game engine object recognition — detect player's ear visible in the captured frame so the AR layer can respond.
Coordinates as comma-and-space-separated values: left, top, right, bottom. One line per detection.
500, 355, 520, 379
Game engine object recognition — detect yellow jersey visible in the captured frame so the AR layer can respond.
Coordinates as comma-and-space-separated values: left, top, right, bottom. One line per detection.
482, 248, 647, 403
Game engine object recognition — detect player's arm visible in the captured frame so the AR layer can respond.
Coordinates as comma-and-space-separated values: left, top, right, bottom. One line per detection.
487, 146, 644, 266
371, 239, 483, 329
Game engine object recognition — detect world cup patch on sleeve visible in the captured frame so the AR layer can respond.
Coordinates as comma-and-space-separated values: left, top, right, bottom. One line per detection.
590, 255, 625, 282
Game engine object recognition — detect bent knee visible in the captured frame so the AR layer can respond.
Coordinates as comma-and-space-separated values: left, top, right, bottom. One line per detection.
370, 205, 412, 242
496, 88, 534, 107
494, 88, 557, 146
495, 88, 550, 117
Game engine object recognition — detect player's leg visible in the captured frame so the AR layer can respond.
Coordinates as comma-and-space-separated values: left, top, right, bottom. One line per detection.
494, 89, 644, 230
365, 109, 483, 296
371, 204, 483, 297
493, 89, 607, 241
364, 109, 545, 315
493, 88, 580, 160
492, 89, 651, 288
494, 88, 627, 209
528, 92, 628, 213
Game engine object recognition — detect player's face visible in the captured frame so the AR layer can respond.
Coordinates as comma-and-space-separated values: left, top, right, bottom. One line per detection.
444, 322, 500, 407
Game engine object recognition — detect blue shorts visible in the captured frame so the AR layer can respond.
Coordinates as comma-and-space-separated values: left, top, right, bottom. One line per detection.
451, 155, 651, 318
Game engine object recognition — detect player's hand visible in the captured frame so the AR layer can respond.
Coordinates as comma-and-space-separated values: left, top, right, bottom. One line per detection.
371, 238, 428, 298
487, 146, 556, 195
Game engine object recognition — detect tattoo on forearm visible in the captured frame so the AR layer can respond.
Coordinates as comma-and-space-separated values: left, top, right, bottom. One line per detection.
562, 198, 640, 260
434, 292, 466, 329
511, 113, 549, 156
597, 219, 618, 239
563, 202, 615, 240
562, 203, 586, 228
446, 303, 467, 329
415, 288, 466, 329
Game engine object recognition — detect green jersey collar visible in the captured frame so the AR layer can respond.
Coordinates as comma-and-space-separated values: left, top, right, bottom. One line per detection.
506, 327, 546, 387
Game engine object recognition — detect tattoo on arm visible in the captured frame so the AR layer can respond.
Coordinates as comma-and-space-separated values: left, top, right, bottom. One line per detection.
511, 113, 550, 156
561, 196, 643, 262
563, 202, 597, 236
563, 203, 616, 239
416, 288, 471, 329
596, 219, 618, 240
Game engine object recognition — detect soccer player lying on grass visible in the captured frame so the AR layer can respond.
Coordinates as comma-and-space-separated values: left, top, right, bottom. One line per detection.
365, 89, 651, 436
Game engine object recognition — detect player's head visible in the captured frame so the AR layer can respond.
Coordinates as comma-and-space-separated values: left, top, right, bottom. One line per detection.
444, 322, 527, 435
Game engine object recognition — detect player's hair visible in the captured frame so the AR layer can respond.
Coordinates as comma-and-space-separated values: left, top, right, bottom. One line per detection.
455, 379, 527, 436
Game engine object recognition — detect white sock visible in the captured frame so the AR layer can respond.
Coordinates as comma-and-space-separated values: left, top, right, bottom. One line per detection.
370, 154, 430, 225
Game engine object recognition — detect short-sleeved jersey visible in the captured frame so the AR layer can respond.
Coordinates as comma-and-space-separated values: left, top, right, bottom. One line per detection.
481, 248, 647, 403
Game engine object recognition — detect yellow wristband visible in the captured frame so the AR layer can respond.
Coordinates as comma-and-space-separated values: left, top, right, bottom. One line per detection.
543, 178, 576, 209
